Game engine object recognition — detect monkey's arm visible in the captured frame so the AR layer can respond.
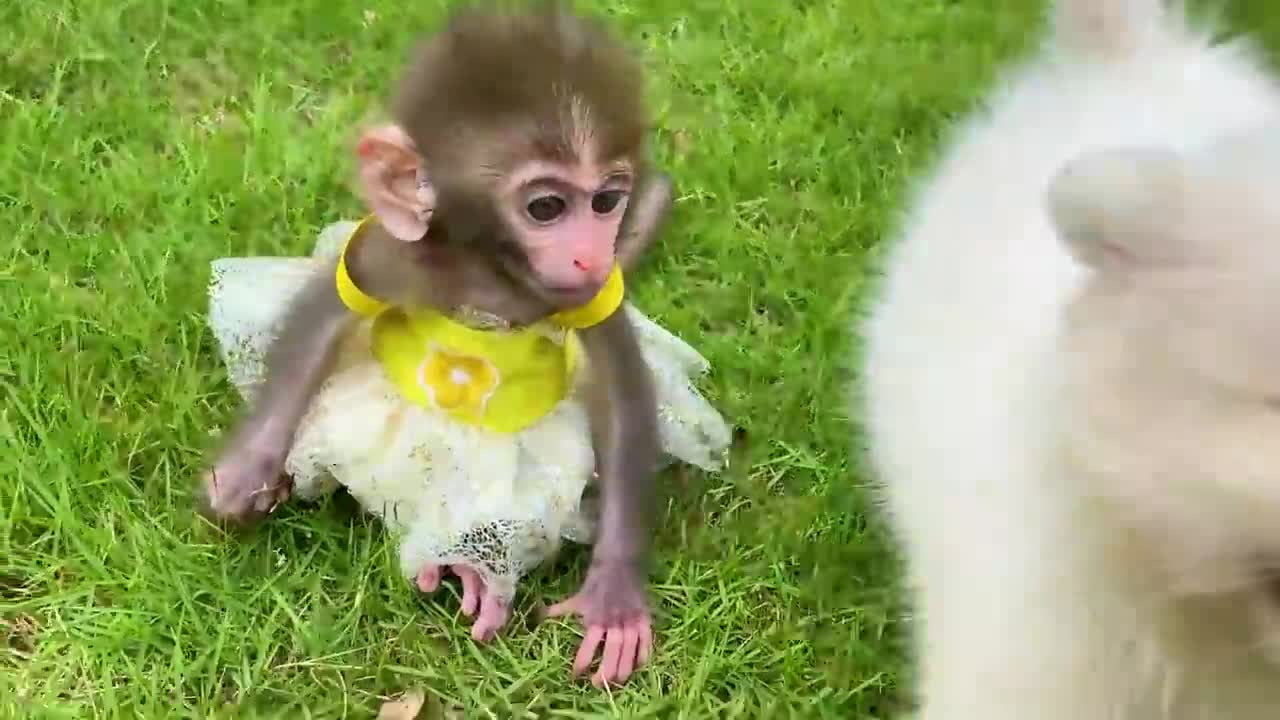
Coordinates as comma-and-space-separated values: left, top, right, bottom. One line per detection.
581, 309, 660, 566
544, 308, 660, 686
616, 171, 673, 273
200, 262, 353, 522
200, 228, 414, 523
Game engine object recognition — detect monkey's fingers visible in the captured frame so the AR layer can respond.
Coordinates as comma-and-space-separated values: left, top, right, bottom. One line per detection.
591, 625, 627, 688
637, 617, 654, 666
197, 471, 259, 525
454, 565, 482, 617
416, 565, 442, 593
594, 621, 650, 687
250, 475, 292, 515
541, 595, 583, 621
572, 624, 607, 677
617, 625, 642, 684
620, 635, 641, 681
471, 589, 511, 643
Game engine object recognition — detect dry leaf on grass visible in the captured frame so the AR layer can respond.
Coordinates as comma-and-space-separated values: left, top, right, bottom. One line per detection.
377, 689, 426, 720
672, 129, 693, 158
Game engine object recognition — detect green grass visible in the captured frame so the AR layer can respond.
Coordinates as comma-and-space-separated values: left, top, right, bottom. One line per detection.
7, 0, 1280, 717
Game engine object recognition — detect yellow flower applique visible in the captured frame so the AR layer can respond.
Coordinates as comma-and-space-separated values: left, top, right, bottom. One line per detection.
417, 344, 501, 417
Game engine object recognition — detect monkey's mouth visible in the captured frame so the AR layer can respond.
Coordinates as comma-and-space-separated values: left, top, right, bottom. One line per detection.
546, 284, 602, 306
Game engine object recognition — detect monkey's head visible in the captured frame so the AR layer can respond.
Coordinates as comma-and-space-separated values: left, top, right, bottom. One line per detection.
354, 2, 651, 310
1049, 126, 1280, 656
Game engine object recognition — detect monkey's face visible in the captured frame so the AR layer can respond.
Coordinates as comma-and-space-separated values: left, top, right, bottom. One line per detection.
355, 124, 635, 307
495, 157, 632, 304
357, 4, 652, 314
1051, 128, 1280, 633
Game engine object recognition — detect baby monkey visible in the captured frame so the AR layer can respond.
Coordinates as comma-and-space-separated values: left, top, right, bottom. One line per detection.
201, 2, 680, 687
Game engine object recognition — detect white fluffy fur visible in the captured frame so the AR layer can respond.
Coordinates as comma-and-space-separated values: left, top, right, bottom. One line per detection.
858, 1, 1280, 718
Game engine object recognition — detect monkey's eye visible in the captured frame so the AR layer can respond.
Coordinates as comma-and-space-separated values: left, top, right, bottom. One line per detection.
526, 195, 567, 223
591, 190, 626, 215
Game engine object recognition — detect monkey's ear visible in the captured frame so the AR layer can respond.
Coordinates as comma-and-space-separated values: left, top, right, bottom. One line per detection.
1047, 146, 1192, 271
356, 124, 435, 242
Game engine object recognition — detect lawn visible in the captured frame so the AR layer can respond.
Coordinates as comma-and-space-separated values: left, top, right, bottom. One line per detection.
6, 0, 1280, 717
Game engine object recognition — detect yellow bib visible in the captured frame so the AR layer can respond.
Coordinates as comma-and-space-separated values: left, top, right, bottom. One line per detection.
334, 218, 625, 434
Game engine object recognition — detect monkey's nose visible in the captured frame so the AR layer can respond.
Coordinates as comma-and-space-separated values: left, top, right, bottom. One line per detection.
573, 259, 590, 271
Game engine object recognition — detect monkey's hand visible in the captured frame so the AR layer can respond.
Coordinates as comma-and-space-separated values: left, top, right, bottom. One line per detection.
542, 559, 653, 687
197, 446, 291, 525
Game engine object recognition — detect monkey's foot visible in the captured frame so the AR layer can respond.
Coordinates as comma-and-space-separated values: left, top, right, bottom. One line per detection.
416, 564, 512, 643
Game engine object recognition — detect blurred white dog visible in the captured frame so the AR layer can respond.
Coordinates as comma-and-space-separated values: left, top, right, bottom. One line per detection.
858, 1, 1280, 717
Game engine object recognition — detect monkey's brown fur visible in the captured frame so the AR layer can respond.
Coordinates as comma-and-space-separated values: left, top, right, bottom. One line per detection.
396, 4, 650, 193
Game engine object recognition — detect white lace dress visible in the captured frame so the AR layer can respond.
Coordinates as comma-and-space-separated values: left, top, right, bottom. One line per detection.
207, 220, 732, 600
